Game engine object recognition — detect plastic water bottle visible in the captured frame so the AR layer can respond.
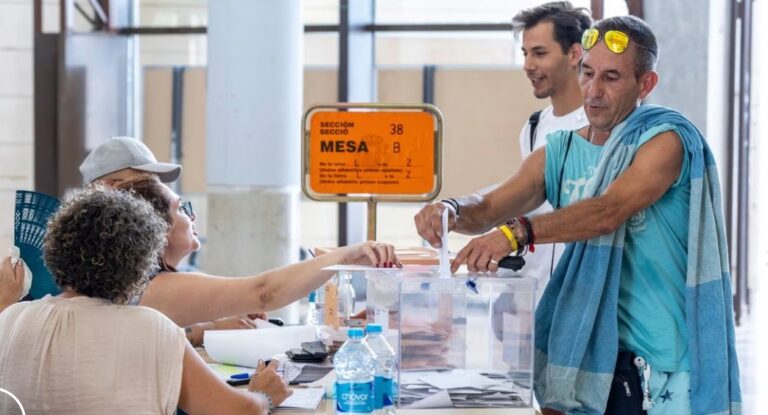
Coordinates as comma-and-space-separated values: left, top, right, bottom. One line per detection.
366, 324, 397, 414
334, 328, 376, 414
337, 272, 356, 325
315, 286, 326, 324
306, 291, 321, 326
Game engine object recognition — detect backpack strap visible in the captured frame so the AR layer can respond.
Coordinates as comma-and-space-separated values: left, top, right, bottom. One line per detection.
528, 110, 543, 152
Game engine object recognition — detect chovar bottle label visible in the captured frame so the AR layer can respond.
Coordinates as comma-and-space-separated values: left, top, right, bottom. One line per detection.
374, 376, 394, 408
336, 381, 374, 413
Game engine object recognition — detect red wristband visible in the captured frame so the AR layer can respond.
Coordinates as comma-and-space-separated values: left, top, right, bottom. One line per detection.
517, 216, 535, 253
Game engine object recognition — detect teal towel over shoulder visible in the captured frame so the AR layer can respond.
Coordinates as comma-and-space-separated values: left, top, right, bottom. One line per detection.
533, 105, 741, 415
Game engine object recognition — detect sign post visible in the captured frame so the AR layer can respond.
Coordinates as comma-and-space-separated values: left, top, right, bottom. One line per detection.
302, 103, 443, 241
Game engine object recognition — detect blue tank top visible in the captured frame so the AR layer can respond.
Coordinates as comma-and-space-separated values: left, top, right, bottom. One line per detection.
544, 125, 691, 371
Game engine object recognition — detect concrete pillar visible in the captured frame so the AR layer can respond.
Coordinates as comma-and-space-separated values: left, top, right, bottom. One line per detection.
644, 0, 737, 286
205, 0, 302, 323
643, 0, 731, 188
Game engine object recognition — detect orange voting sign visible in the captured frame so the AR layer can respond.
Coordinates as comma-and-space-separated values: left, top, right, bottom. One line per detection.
307, 111, 437, 196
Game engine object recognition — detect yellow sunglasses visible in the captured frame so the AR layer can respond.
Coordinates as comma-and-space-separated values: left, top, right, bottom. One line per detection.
581, 28, 656, 56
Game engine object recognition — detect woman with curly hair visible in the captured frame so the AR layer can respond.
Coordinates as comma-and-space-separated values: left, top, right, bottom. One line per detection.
0, 187, 290, 415
115, 175, 400, 339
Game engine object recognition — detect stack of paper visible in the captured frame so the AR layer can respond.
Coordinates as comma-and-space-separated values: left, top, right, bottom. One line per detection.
273, 388, 325, 412
208, 363, 327, 411
399, 303, 461, 370
400, 369, 530, 409
284, 360, 334, 384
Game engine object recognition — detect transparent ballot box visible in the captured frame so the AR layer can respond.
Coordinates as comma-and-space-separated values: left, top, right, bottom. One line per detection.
366, 267, 536, 409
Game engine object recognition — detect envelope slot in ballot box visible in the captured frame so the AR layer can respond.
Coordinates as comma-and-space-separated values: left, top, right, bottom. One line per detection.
366, 268, 535, 409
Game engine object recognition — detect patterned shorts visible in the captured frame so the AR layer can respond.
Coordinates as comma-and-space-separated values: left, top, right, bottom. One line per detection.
646, 368, 690, 415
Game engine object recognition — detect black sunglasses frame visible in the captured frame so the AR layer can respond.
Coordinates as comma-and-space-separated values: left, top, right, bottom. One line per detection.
181, 200, 195, 219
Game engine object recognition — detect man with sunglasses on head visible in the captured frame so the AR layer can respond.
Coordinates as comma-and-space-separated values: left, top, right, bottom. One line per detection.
416, 16, 740, 415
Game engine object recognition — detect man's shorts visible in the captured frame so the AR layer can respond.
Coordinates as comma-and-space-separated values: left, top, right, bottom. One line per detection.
647, 368, 690, 415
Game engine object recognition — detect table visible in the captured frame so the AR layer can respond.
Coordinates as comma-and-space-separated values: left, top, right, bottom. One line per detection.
198, 348, 535, 415
285, 401, 534, 414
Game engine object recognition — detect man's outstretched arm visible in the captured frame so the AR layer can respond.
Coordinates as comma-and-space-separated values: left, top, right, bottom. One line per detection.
451, 131, 683, 272
414, 147, 548, 248
532, 130, 683, 243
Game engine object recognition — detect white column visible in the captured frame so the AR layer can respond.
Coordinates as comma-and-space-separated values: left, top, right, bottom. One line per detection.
644, 0, 731, 182
0, 0, 34, 250
205, 0, 302, 323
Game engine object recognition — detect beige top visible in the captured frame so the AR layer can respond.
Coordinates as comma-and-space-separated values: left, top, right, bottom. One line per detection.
0, 295, 186, 415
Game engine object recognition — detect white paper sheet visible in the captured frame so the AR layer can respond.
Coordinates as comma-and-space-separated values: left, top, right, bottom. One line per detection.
404, 389, 452, 409
322, 264, 380, 272
373, 305, 389, 329
442, 388, 486, 395
323, 263, 473, 274
439, 206, 450, 277
274, 387, 325, 411
418, 370, 502, 390
204, 326, 317, 367
399, 371, 432, 385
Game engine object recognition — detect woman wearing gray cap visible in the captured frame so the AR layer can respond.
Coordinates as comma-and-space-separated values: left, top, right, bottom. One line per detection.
79, 136, 266, 341
79, 137, 400, 334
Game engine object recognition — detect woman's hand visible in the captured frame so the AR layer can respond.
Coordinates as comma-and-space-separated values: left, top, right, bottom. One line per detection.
248, 360, 292, 407
339, 241, 402, 268
247, 311, 268, 320
185, 315, 261, 346
211, 315, 259, 330
0, 256, 25, 311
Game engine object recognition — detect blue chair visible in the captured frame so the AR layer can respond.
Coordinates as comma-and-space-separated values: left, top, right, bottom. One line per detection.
14, 190, 61, 299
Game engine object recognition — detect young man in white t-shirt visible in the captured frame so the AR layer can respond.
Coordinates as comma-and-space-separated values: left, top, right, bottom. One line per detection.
418, 4, 591, 303
512, 2, 591, 300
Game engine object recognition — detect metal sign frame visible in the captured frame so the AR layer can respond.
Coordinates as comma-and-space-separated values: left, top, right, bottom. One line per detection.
302, 103, 443, 203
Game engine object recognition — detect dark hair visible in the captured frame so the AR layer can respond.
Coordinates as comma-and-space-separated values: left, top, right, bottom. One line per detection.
512, 1, 592, 54
592, 15, 659, 77
116, 175, 178, 272
116, 175, 173, 225
44, 186, 168, 304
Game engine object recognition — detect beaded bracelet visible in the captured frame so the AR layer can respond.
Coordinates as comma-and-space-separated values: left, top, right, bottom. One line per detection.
505, 218, 528, 256
517, 216, 535, 253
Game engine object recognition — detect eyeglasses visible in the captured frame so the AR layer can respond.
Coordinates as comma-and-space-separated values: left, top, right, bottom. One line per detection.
180, 200, 195, 220
581, 28, 656, 57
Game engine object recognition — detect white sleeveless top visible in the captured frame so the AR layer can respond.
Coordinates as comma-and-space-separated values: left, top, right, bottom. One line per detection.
0, 295, 186, 415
